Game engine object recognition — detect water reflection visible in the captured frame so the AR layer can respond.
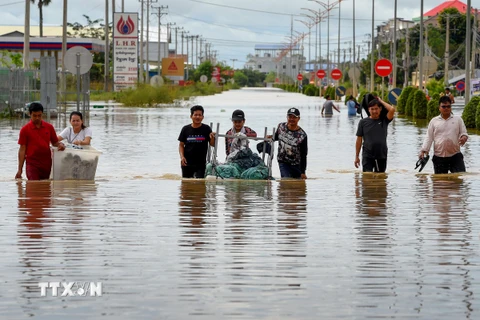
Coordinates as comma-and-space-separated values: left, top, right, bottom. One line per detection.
355, 172, 388, 216
16, 181, 52, 315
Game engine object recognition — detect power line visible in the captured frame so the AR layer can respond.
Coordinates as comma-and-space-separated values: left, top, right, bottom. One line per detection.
188, 0, 299, 17
0, 1, 23, 7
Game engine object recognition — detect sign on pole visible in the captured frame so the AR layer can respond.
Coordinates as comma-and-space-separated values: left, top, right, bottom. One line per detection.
388, 88, 403, 105
336, 86, 346, 97
375, 59, 393, 77
297, 73, 303, 81
456, 81, 466, 91
331, 69, 342, 81
162, 58, 185, 81
316, 69, 326, 79
113, 13, 139, 91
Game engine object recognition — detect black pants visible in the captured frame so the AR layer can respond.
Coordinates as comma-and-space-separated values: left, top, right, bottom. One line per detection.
181, 164, 206, 178
432, 153, 466, 174
362, 157, 387, 173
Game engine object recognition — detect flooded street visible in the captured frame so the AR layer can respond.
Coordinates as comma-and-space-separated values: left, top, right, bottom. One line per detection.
1, 88, 480, 319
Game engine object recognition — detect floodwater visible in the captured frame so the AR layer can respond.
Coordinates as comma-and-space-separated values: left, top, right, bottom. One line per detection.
1, 88, 480, 319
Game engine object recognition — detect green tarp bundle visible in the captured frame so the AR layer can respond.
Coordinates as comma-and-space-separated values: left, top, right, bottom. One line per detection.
206, 148, 270, 180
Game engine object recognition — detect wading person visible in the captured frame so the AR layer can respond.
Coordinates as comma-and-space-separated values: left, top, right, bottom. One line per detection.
321, 95, 340, 116
178, 105, 215, 178
354, 97, 395, 172
273, 108, 308, 179
15, 102, 66, 180
443, 87, 455, 104
418, 96, 468, 174
225, 109, 257, 156
57, 111, 92, 146
346, 95, 359, 116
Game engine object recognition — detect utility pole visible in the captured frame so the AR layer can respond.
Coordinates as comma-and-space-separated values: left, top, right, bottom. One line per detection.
230, 58, 238, 69
352, 0, 356, 97
466, 0, 472, 104
138, 0, 144, 83
419, 0, 424, 89
445, 15, 450, 87
122, 0, 124, 12
105, 0, 109, 91
152, 5, 168, 76
471, 10, 477, 80
24, 0, 30, 69
405, 28, 410, 87
337, 0, 341, 80
195, 36, 199, 68
62, 0, 67, 75
370, 0, 374, 91
392, 0, 397, 88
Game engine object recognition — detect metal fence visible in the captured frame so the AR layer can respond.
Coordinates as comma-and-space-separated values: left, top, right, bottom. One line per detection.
0, 60, 90, 124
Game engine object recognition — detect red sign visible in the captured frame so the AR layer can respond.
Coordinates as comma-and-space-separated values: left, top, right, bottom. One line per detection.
316, 69, 326, 79
456, 81, 465, 91
211, 67, 221, 82
297, 74, 303, 81
331, 69, 342, 81
375, 59, 393, 77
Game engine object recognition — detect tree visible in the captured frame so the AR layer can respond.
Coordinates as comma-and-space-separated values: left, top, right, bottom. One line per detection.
233, 71, 248, 86
265, 71, 276, 83
31, 0, 52, 37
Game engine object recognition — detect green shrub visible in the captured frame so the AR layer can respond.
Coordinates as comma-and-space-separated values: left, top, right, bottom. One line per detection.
405, 88, 418, 116
427, 93, 440, 121
303, 84, 318, 96
413, 90, 428, 119
397, 86, 414, 114
462, 96, 480, 128
476, 103, 480, 130
358, 88, 368, 105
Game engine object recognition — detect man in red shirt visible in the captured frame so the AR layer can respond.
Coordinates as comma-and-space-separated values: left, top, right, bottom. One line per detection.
15, 102, 66, 180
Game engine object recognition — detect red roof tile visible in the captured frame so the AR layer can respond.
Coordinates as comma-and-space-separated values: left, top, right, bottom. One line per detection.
424, 0, 468, 16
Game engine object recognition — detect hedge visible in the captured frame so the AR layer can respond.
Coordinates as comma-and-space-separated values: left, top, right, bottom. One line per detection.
413, 90, 428, 119
462, 96, 480, 128
427, 93, 440, 121
397, 86, 414, 114
405, 88, 418, 116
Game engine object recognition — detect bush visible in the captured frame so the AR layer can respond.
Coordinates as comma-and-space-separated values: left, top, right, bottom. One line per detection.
462, 96, 480, 128
405, 88, 418, 116
427, 93, 440, 121
413, 90, 428, 119
304, 84, 318, 96
476, 103, 480, 130
397, 86, 414, 114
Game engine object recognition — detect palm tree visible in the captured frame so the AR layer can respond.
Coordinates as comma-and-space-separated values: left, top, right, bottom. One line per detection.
31, 0, 52, 37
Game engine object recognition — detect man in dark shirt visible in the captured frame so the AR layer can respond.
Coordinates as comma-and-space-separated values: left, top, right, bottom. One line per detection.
274, 108, 308, 179
354, 97, 395, 172
178, 105, 215, 178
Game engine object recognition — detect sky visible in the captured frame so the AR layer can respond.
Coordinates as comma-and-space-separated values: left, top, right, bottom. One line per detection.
1, 0, 479, 68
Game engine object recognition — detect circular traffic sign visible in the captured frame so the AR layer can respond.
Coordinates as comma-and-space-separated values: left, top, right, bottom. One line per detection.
348, 66, 360, 80
422, 56, 438, 75
388, 88, 402, 105
316, 69, 326, 79
64, 46, 93, 75
375, 59, 393, 77
297, 74, 303, 81
200, 75, 208, 83
331, 69, 342, 81
456, 81, 465, 91
335, 86, 346, 97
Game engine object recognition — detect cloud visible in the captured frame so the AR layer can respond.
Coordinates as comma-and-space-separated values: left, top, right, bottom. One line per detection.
2, 0, 467, 66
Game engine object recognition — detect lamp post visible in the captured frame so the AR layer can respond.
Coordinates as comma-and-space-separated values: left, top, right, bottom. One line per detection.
466, 0, 472, 104
392, 0, 397, 88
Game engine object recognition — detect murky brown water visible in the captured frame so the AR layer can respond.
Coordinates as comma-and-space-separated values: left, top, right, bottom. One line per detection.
1, 88, 480, 319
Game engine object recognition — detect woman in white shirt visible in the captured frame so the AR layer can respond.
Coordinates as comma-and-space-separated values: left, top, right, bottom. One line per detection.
57, 111, 92, 146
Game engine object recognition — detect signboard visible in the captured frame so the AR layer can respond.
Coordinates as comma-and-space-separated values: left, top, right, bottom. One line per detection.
200, 75, 208, 83
348, 66, 360, 80
375, 59, 393, 77
388, 88, 402, 105
331, 69, 342, 81
335, 86, 346, 97
113, 13, 139, 91
456, 81, 465, 91
212, 67, 221, 83
317, 69, 326, 79
161, 58, 185, 81
297, 73, 303, 81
